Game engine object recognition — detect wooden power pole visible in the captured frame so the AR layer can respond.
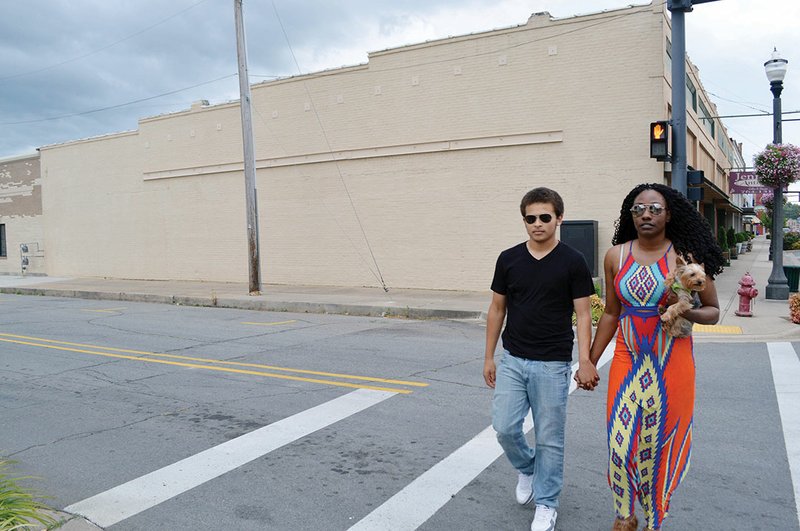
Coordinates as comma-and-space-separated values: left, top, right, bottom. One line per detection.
233, 0, 261, 295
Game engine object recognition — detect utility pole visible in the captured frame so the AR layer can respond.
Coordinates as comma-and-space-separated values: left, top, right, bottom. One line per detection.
234, 0, 261, 295
667, 0, 720, 197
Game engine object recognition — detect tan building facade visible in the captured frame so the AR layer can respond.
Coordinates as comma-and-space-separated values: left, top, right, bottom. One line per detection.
0, 153, 45, 275
37, 3, 741, 291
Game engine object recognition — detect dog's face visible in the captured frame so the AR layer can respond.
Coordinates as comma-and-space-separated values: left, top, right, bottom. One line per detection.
675, 261, 707, 292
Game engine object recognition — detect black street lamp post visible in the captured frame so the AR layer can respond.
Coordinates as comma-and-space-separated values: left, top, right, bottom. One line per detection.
765, 48, 790, 300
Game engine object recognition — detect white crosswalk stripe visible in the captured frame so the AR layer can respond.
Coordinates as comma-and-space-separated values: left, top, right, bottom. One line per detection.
768, 342, 800, 524
65, 389, 396, 528
348, 343, 616, 531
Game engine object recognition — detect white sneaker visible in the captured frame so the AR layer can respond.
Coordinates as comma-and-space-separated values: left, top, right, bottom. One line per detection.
515, 472, 534, 505
530, 504, 557, 531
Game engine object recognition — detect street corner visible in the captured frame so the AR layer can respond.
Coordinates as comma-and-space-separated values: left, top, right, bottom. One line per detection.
27, 509, 103, 531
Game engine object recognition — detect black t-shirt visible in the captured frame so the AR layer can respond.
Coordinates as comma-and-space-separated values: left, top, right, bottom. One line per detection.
491, 241, 595, 361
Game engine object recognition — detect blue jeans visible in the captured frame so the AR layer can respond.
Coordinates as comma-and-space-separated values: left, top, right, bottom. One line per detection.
492, 350, 571, 508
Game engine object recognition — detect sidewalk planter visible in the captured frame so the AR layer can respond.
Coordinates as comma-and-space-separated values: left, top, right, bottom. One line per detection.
729, 246, 738, 260
784, 266, 800, 292
722, 250, 731, 267
790, 293, 800, 324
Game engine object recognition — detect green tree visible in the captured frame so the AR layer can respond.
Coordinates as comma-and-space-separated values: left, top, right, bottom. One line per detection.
758, 210, 772, 233
727, 227, 736, 249
717, 226, 729, 249
784, 201, 800, 220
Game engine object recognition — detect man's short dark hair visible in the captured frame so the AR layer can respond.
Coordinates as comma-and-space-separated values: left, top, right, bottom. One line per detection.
520, 187, 564, 218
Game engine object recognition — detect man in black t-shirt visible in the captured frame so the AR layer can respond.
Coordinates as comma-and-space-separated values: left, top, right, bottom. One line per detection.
483, 187, 595, 531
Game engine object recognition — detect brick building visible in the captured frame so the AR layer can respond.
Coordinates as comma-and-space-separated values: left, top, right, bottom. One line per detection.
0, 153, 44, 275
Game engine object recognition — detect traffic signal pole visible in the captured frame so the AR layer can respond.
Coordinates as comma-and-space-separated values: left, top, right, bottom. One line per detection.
669, 5, 688, 196
667, 0, 719, 197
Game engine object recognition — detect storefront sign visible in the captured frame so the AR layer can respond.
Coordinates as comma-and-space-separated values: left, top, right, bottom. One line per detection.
729, 171, 773, 194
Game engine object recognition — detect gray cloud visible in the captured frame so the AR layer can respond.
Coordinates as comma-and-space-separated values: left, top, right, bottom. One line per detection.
1, 0, 798, 163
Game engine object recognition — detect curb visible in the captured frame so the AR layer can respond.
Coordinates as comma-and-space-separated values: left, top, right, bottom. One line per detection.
0, 287, 485, 321
30, 510, 102, 530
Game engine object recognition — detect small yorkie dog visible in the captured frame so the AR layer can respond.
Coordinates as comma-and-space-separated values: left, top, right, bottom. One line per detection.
660, 255, 706, 337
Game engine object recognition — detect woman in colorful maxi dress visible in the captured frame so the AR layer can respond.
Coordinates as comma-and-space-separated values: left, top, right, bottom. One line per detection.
577, 183, 724, 530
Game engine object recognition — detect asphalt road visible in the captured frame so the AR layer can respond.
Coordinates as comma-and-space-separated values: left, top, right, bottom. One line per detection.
1, 294, 798, 530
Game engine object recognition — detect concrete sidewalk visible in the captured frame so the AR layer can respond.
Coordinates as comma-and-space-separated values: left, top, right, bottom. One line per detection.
3, 236, 799, 530
1, 236, 798, 342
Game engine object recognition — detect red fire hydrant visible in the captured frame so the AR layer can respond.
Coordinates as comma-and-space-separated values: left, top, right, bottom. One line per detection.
735, 272, 758, 317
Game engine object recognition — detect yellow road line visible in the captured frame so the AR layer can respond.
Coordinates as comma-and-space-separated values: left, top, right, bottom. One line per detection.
241, 320, 297, 326
0, 336, 413, 394
693, 324, 743, 334
0, 332, 427, 389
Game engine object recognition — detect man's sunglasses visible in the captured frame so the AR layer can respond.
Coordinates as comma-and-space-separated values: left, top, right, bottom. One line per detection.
629, 203, 665, 217
523, 214, 553, 224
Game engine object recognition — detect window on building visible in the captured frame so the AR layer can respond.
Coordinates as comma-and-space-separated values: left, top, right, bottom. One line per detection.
686, 77, 697, 111
666, 37, 672, 70
698, 100, 715, 138
0, 224, 6, 258
666, 38, 698, 113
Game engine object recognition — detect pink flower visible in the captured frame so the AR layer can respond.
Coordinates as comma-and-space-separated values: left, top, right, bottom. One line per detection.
755, 143, 800, 188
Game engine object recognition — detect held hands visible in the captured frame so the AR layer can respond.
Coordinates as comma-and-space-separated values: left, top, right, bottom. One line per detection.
574, 360, 600, 391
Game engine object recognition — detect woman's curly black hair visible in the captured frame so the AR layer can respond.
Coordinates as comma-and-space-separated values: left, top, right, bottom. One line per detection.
612, 183, 725, 279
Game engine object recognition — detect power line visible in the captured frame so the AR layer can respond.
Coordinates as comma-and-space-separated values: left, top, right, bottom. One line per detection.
0, 73, 236, 125
700, 110, 800, 120
271, 0, 389, 292
248, 2, 662, 82
0, 0, 211, 83
706, 90, 770, 115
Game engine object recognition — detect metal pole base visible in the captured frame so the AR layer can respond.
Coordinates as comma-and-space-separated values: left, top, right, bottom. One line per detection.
765, 283, 790, 300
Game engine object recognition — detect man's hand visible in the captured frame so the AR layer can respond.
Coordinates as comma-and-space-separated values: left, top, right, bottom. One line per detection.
483, 358, 496, 388
574, 360, 599, 391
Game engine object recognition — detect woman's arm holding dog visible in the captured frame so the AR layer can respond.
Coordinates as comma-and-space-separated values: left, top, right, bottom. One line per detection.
682, 278, 720, 325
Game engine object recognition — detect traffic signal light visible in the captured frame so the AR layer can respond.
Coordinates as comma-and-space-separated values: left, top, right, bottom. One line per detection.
650, 121, 670, 161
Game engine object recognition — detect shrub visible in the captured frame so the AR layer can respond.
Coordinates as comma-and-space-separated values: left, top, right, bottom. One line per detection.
0, 460, 56, 530
593, 279, 603, 298
717, 226, 729, 249
790, 293, 800, 324
727, 227, 736, 249
783, 231, 800, 251
736, 233, 747, 244
572, 294, 605, 326
792, 241, 800, 251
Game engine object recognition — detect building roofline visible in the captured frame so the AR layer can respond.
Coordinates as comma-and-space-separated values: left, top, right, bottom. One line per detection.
0, 152, 39, 163
38, 129, 138, 152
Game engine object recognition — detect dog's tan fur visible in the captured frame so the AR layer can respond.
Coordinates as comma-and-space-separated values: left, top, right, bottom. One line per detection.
612, 514, 638, 531
660, 255, 706, 337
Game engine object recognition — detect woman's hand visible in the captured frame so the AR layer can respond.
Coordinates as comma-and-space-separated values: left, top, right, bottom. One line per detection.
574, 360, 599, 391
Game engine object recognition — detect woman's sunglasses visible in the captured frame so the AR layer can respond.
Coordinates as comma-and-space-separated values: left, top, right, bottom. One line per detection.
629, 203, 665, 217
523, 214, 553, 224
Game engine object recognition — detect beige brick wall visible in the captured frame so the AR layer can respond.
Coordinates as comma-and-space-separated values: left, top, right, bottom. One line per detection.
40, 4, 715, 291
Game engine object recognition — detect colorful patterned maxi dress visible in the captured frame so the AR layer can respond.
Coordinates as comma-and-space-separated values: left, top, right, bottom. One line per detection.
606, 242, 694, 529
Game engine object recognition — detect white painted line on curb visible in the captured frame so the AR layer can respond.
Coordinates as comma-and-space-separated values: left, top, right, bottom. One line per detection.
348, 343, 615, 531
65, 388, 397, 528
768, 342, 800, 523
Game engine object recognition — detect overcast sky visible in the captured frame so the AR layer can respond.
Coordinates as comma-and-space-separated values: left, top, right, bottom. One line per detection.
1, 0, 798, 171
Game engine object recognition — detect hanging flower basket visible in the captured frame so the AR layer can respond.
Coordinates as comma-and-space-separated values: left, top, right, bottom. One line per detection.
754, 143, 800, 188
761, 191, 774, 210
